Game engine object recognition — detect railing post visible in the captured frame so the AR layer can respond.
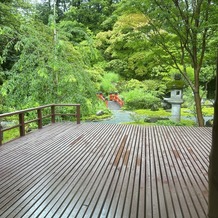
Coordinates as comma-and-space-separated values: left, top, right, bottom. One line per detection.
0, 123, 3, 146
76, 105, 80, 124
37, 109, 43, 129
51, 105, 55, 123
19, 113, 25, 137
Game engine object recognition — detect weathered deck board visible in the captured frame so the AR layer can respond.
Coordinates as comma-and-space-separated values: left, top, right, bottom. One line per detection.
0, 123, 211, 218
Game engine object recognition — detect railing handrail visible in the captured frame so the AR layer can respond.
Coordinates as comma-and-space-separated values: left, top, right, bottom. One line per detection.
0, 104, 80, 145
0, 104, 80, 118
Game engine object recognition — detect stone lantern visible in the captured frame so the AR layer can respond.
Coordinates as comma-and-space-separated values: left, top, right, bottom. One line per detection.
164, 74, 184, 122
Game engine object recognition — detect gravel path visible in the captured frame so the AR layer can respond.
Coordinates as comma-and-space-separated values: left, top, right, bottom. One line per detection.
92, 101, 133, 124
98, 110, 133, 124
107, 101, 121, 110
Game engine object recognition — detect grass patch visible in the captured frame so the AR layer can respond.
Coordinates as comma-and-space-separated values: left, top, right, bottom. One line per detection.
122, 121, 151, 125
2, 128, 20, 143
123, 119, 196, 126
181, 108, 194, 117
181, 107, 214, 117
82, 113, 112, 122
135, 107, 214, 118
134, 108, 170, 117
127, 109, 196, 126
155, 119, 196, 126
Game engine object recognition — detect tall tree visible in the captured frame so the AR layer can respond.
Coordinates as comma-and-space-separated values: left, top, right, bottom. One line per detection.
35, 0, 121, 31
1, 1, 99, 115
146, 0, 217, 126
96, 12, 171, 83
0, 0, 28, 72
1, 19, 97, 113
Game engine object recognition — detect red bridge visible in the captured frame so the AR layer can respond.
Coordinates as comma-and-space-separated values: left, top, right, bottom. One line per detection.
97, 92, 124, 109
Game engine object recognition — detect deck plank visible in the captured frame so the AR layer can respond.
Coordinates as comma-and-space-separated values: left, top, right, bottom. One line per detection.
0, 123, 211, 218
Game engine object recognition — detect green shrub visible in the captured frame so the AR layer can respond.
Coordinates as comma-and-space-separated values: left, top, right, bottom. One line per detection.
121, 89, 161, 110
202, 107, 214, 116
166, 80, 186, 90
123, 79, 147, 91
100, 72, 120, 94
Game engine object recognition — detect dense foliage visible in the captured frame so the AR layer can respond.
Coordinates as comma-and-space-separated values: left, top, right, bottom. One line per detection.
0, 0, 217, 119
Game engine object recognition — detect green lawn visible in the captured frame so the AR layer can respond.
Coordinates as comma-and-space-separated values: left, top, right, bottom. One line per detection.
130, 107, 214, 126
134, 107, 214, 117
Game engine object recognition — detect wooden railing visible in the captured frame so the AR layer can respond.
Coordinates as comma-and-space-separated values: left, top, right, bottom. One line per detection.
0, 104, 80, 145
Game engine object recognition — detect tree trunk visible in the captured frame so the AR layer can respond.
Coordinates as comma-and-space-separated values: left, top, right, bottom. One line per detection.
194, 91, 204, 126
193, 64, 204, 127
208, 53, 218, 218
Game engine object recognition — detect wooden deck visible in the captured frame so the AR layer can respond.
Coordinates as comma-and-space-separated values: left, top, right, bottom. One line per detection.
0, 123, 211, 218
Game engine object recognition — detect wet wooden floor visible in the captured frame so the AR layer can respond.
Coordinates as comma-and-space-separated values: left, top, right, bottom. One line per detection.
0, 123, 211, 218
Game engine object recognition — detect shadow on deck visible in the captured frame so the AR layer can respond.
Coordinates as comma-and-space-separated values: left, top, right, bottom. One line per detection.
0, 123, 210, 218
